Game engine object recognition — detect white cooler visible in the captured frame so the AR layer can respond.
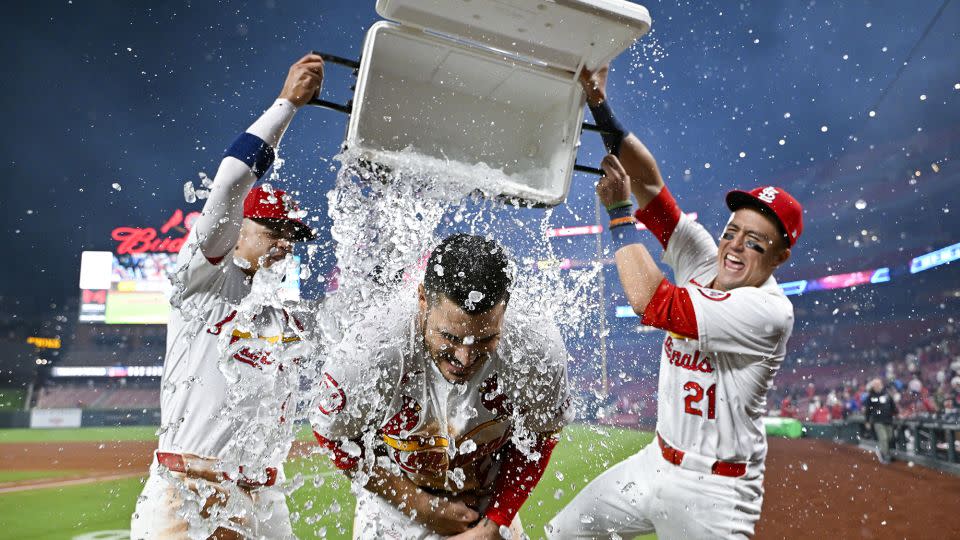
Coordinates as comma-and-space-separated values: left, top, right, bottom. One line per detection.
320, 0, 651, 206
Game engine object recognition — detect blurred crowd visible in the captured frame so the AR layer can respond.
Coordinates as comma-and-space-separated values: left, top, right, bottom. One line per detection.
770, 325, 960, 423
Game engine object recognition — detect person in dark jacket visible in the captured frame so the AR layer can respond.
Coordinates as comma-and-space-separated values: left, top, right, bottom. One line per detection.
865, 378, 898, 464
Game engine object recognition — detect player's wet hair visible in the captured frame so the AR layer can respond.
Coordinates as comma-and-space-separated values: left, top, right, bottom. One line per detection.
423, 233, 512, 313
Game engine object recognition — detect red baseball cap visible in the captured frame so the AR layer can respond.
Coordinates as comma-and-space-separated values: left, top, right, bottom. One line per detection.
726, 186, 803, 247
243, 185, 316, 241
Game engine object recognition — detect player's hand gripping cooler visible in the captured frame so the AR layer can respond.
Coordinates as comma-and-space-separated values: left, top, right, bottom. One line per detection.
311, 0, 651, 206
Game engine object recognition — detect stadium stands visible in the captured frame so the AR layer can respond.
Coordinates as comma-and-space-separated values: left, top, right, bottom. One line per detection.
59, 324, 166, 367
769, 321, 960, 423
34, 382, 160, 410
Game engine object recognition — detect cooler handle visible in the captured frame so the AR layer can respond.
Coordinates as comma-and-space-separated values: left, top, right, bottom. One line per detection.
308, 51, 360, 114
575, 122, 617, 175
574, 163, 603, 175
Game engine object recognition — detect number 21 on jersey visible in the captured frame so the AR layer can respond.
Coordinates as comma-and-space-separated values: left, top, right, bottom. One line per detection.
683, 381, 716, 419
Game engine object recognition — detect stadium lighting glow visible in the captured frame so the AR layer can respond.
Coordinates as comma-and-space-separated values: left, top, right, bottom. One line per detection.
51, 365, 164, 377
618, 266, 892, 312
532, 258, 573, 270
26, 336, 61, 349
780, 280, 808, 296
778, 267, 891, 296
870, 267, 891, 283
546, 213, 697, 238
910, 242, 960, 274
547, 225, 602, 238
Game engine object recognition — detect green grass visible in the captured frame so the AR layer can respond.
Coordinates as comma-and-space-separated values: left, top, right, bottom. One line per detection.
0, 388, 25, 411
0, 424, 326, 445
0, 470, 87, 483
0, 426, 159, 444
0, 425, 656, 539
0, 475, 145, 539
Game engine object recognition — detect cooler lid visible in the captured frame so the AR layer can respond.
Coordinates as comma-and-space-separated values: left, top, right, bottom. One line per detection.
375, 0, 651, 72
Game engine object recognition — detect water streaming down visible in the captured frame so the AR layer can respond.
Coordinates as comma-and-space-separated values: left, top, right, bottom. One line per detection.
290, 149, 607, 534
320, 147, 605, 336
162, 139, 608, 536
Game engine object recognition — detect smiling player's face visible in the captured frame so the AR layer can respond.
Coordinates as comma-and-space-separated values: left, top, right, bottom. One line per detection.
714, 208, 790, 291
418, 286, 505, 384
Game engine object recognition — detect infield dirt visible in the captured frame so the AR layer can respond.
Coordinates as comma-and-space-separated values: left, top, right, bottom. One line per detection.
757, 437, 960, 538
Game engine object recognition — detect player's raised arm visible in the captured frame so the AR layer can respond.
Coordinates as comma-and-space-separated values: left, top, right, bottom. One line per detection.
597, 154, 666, 313
193, 53, 324, 261
580, 66, 686, 252
580, 66, 665, 209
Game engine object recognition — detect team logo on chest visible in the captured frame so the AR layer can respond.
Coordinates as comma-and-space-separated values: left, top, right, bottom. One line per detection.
380, 397, 450, 476
381, 396, 422, 436
664, 336, 714, 373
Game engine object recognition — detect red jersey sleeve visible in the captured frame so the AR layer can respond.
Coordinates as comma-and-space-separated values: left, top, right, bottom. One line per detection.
635, 186, 683, 249
313, 431, 362, 470
641, 278, 699, 339
485, 434, 558, 528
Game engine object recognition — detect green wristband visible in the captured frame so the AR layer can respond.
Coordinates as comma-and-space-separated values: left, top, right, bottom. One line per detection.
605, 199, 633, 212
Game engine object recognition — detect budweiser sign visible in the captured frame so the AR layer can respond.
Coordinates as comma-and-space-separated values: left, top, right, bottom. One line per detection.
111, 209, 200, 254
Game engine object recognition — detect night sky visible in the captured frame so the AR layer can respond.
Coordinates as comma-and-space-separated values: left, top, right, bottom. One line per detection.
2, 0, 958, 322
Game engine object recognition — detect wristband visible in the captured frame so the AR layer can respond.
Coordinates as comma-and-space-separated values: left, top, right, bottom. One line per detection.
605, 199, 633, 212
588, 99, 627, 156
606, 204, 634, 222
607, 204, 642, 251
225, 132, 275, 179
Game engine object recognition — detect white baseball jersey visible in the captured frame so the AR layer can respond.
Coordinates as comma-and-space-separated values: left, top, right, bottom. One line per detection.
311, 298, 571, 494
159, 237, 307, 474
548, 204, 790, 540
156, 99, 309, 477
655, 213, 794, 464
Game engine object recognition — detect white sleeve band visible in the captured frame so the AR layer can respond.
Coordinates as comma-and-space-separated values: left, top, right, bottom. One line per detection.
247, 99, 298, 148
194, 99, 298, 260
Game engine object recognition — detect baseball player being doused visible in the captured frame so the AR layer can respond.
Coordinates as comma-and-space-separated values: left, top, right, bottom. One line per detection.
548, 65, 804, 539
311, 233, 573, 539
131, 54, 324, 539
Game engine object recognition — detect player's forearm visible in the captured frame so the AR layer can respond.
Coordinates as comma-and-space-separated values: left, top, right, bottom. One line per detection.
194, 99, 298, 259
360, 464, 459, 530
620, 134, 666, 209
587, 98, 664, 209
360, 464, 423, 510
615, 244, 665, 315
485, 434, 558, 528
604, 203, 665, 313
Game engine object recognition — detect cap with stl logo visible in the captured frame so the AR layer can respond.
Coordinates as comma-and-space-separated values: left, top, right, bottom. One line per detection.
243, 185, 316, 241
726, 186, 803, 247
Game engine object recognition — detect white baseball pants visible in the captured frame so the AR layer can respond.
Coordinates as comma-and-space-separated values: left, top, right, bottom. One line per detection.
546, 443, 763, 539
130, 462, 292, 539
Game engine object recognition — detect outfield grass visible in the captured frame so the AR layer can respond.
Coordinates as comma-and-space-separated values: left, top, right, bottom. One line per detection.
0, 426, 159, 444
0, 425, 335, 445
0, 470, 86, 483
0, 424, 656, 539
0, 475, 145, 540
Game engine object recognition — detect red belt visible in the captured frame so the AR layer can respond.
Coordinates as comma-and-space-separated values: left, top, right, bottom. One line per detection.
156, 452, 278, 488
657, 434, 746, 478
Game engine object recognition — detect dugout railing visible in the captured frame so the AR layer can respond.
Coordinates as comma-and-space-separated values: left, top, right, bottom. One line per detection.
839, 415, 960, 475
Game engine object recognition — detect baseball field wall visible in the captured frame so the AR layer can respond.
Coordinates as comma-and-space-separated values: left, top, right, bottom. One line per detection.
805, 417, 960, 476
0, 408, 160, 429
